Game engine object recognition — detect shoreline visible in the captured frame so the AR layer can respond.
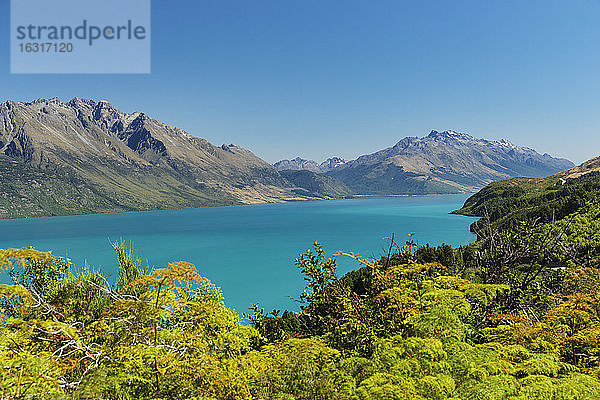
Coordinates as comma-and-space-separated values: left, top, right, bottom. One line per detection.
0, 192, 477, 222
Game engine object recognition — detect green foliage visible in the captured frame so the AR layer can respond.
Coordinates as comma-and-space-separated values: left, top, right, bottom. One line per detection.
456, 171, 600, 234
3, 186, 600, 399
244, 338, 352, 399
112, 239, 149, 292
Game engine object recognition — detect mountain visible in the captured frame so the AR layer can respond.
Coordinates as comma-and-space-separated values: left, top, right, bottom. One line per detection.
274, 157, 347, 173
0, 101, 577, 219
274, 157, 321, 173
322, 130, 573, 195
318, 157, 347, 172
278, 170, 352, 198
0, 98, 319, 218
454, 155, 600, 233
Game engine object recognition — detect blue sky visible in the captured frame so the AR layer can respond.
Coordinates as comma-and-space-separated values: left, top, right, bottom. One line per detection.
1, 0, 599, 164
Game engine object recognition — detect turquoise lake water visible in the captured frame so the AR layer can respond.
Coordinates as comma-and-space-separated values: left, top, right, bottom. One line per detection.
0, 195, 476, 314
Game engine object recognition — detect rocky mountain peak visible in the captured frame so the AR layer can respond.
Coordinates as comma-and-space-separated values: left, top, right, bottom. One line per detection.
273, 157, 321, 173
273, 156, 348, 173
68, 97, 96, 108
92, 100, 121, 122
67, 97, 97, 115
497, 138, 517, 147
29, 97, 60, 106
1, 100, 15, 109
221, 144, 238, 154
427, 130, 474, 140
319, 157, 346, 171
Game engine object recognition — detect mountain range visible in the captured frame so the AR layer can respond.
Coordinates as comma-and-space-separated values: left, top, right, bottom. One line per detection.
274, 157, 347, 173
0, 98, 575, 218
276, 130, 574, 195
0, 98, 327, 218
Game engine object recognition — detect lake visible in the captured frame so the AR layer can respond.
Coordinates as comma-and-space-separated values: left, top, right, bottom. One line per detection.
0, 195, 477, 314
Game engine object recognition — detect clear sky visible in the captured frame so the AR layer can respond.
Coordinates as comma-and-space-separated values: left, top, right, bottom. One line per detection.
1, 0, 599, 164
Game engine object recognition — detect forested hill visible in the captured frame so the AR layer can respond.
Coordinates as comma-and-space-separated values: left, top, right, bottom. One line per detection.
454, 154, 600, 233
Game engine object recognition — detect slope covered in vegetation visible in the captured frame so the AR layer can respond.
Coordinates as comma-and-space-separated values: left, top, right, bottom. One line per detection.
454, 168, 600, 234
1, 220, 600, 399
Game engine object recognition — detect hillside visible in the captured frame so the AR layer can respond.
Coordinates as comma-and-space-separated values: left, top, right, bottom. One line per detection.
0, 98, 317, 218
454, 155, 600, 233
277, 130, 574, 195
557, 155, 600, 179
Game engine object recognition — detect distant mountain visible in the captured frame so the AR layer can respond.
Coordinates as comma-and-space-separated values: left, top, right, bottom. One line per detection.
0, 98, 323, 218
316, 130, 572, 195
274, 157, 321, 173
278, 170, 352, 198
319, 157, 347, 172
274, 157, 347, 173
